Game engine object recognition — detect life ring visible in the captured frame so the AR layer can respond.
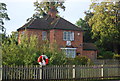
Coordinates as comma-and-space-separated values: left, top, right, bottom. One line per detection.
38, 55, 49, 66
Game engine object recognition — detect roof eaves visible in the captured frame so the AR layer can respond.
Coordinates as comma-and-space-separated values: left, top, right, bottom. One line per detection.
51, 28, 82, 31
17, 19, 35, 31
27, 18, 35, 27
60, 17, 81, 29
83, 49, 97, 51
26, 27, 50, 30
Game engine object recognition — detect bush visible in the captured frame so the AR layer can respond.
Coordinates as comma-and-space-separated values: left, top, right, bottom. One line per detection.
2, 34, 66, 65
113, 54, 120, 60
97, 48, 114, 59
102, 51, 114, 59
65, 56, 91, 65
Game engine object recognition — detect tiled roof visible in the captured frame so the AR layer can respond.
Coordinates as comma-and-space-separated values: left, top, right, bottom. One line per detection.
83, 43, 97, 51
17, 18, 50, 30
17, 15, 82, 31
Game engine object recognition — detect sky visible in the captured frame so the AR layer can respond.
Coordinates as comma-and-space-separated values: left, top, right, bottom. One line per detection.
1, 0, 92, 35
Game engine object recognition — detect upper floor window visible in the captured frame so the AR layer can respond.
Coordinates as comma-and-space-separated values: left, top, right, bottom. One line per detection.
63, 31, 74, 41
42, 31, 47, 40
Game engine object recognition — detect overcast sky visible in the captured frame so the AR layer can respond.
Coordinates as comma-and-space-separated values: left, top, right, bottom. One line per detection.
1, 0, 92, 35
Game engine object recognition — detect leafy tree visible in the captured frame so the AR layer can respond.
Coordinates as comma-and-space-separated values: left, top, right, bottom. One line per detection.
34, 1, 65, 16
88, 2, 120, 54
76, 18, 94, 43
2, 34, 38, 65
0, 3, 10, 33
27, 1, 65, 21
2, 34, 66, 65
84, 11, 94, 22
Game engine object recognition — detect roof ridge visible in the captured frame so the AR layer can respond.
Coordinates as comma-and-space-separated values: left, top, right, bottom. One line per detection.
45, 15, 49, 20
26, 18, 35, 28
60, 17, 79, 28
52, 17, 60, 28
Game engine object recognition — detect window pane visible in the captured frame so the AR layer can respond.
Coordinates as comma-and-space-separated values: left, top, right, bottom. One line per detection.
42, 31, 47, 40
61, 49, 76, 58
63, 31, 74, 41
68, 32, 71, 40
71, 32, 74, 41
63, 31, 67, 40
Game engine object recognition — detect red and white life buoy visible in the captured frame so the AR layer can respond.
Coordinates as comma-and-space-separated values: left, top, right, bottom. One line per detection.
38, 55, 49, 66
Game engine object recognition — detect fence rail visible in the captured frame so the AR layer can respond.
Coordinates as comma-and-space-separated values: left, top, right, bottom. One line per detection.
1, 65, 120, 80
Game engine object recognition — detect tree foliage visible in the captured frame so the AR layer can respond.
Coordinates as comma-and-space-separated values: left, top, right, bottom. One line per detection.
2, 33, 92, 65
2, 34, 38, 65
0, 3, 10, 33
76, 18, 94, 43
66, 56, 91, 65
88, 2, 120, 54
2, 34, 66, 65
97, 48, 114, 59
27, 1, 65, 21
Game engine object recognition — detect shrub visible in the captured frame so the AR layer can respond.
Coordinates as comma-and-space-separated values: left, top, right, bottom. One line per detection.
66, 56, 91, 65
113, 54, 120, 60
2, 34, 66, 65
97, 48, 114, 59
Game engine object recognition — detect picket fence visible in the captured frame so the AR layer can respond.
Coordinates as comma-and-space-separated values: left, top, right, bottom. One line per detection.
1, 65, 120, 80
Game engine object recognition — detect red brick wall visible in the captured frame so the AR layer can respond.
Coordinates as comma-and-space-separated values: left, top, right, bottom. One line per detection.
18, 29, 83, 54
18, 29, 97, 59
83, 50, 97, 60
18, 29, 47, 44
26, 29, 42, 39
18, 30, 25, 43
50, 29, 83, 54
49, 29, 55, 44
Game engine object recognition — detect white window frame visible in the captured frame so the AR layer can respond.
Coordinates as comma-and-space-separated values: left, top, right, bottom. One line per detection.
61, 48, 76, 58
21, 31, 25, 35
63, 31, 74, 41
42, 31, 47, 40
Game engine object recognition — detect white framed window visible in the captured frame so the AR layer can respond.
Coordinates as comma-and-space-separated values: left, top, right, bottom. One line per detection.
42, 31, 47, 40
21, 31, 25, 35
61, 48, 76, 58
63, 31, 74, 41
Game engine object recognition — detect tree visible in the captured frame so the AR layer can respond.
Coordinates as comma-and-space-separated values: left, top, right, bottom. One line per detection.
76, 18, 94, 43
0, 3, 10, 33
2, 34, 38, 65
84, 11, 94, 22
27, 1, 65, 21
88, 2, 120, 54
0, 2, 10, 65
2, 34, 66, 65
34, 1, 65, 16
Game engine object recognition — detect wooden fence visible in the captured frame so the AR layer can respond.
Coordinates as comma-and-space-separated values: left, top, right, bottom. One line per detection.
1, 65, 120, 80
0, 66, 1, 81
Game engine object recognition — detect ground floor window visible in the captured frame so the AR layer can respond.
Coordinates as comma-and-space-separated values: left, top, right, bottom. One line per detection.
61, 48, 76, 58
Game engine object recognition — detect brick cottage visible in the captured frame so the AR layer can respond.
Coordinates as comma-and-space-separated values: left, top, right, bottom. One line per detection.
17, 8, 97, 60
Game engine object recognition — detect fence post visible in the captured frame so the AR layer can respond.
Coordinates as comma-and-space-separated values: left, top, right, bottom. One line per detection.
118, 60, 120, 76
0, 45, 2, 81
101, 64, 104, 78
72, 65, 75, 79
40, 66, 42, 79
0, 65, 2, 81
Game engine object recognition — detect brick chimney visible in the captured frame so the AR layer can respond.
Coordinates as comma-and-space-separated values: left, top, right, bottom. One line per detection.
48, 6, 58, 18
